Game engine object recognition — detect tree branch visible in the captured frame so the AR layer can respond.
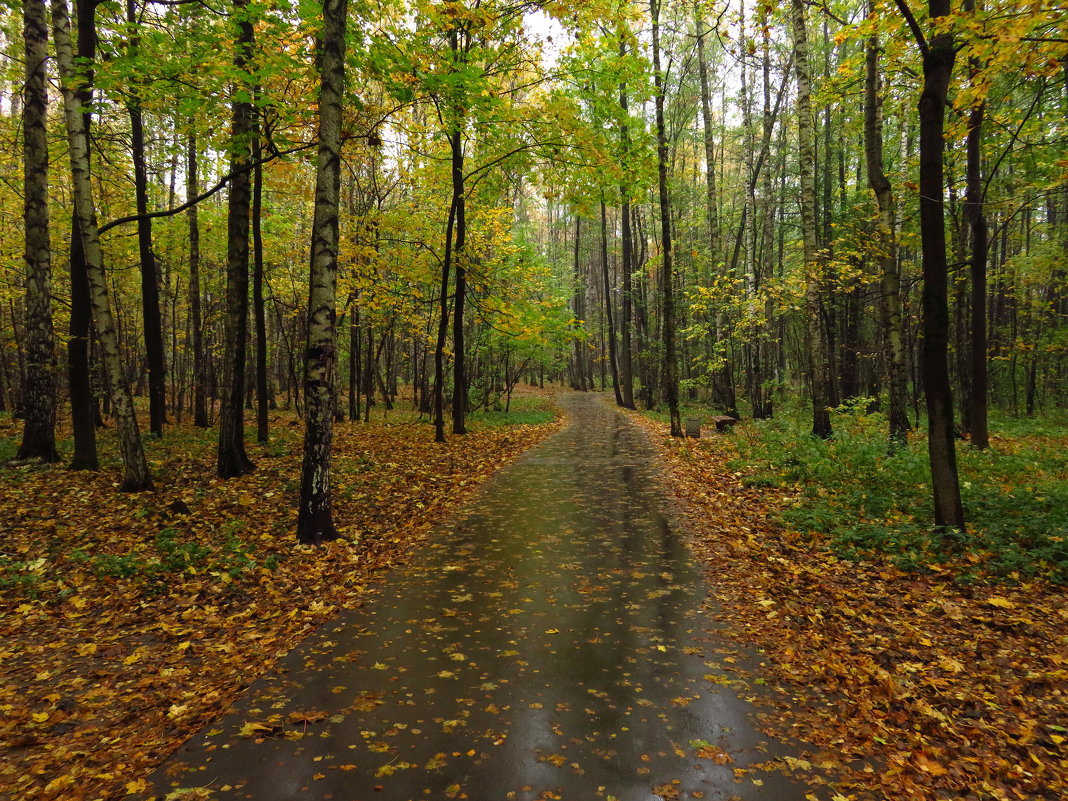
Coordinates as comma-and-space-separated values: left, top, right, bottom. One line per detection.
892, 0, 929, 56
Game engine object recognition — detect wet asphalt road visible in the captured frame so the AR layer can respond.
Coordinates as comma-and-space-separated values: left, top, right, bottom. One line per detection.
147, 393, 817, 801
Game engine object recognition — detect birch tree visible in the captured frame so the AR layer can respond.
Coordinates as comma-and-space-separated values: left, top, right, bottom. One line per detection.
297, 0, 347, 544
51, 0, 153, 491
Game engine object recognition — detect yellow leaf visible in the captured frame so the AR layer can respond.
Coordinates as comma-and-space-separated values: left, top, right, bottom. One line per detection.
125, 779, 149, 795
986, 596, 1015, 609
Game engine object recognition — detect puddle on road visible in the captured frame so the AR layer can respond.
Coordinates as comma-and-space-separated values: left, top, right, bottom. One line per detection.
149, 394, 820, 801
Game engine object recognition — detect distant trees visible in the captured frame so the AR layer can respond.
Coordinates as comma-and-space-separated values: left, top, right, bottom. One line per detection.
1, 0, 1064, 536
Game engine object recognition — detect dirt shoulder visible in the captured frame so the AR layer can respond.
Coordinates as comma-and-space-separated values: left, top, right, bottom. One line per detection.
629, 411, 1067, 801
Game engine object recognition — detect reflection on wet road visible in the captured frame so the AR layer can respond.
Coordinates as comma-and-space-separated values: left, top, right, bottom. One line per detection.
149, 393, 815, 801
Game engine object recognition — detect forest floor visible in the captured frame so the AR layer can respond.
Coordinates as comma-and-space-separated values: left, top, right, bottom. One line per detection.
0, 389, 562, 801
629, 408, 1067, 801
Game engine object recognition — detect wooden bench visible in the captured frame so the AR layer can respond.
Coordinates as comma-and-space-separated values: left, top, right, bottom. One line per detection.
711, 415, 738, 432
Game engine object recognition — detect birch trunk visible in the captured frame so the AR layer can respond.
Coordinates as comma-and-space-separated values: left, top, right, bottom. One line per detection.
67, 0, 98, 469
297, 0, 346, 544
791, 0, 833, 438
51, 0, 152, 491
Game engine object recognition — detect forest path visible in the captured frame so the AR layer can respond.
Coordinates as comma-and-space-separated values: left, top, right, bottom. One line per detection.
147, 393, 816, 801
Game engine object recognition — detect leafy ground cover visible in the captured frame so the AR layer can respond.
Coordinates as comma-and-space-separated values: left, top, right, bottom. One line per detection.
727, 405, 1068, 584
631, 407, 1068, 800
0, 391, 561, 801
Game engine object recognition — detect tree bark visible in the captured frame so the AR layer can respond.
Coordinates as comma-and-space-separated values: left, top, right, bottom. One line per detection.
253, 127, 269, 444
126, 0, 166, 437
791, 0, 833, 438
217, 0, 256, 478
187, 130, 208, 428
617, 33, 635, 409
964, 0, 989, 450
434, 198, 455, 442
451, 124, 468, 435
571, 214, 586, 391
905, 0, 966, 528
297, 0, 346, 544
67, 0, 99, 470
864, 2, 909, 448
17, 0, 59, 463
52, 0, 152, 491
651, 0, 682, 437
601, 199, 623, 404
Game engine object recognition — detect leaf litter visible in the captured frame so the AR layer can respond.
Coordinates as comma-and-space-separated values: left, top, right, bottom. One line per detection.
0, 402, 561, 801
630, 411, 1068, 801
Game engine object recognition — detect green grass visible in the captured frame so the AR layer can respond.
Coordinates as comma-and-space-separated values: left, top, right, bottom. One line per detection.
643, 401, 1068, 584
467, 394, 558, 427
735, 406, 1067, 583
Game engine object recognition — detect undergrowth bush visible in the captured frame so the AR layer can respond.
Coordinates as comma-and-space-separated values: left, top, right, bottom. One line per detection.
727, 404, 1068, 584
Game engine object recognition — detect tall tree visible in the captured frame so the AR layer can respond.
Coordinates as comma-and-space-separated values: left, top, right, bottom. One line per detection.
51, 0, 153, 491
963, 0, 989, 450
253, 125, 270, 444
650, 0, 682, 437
17, 0, 59, 462
66, 0, 99, 470
217, 0, 256, 478
792, 0, 833, 438
297, 0, 347, 544
187, 129, 209, 428
126, 0, 166, 437
600, 198, 623, 404
864, 0, 909, 447
449, 33, 469, 436
894, 0, 966, 528
617, 30, 636, 410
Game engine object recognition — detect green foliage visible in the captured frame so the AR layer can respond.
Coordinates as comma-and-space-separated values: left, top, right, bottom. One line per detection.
468, 395, 557, 427
729, 406, 1068, 584
60, 522, 260, 593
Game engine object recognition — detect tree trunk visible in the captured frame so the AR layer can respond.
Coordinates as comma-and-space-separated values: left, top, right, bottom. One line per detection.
67, 0, 99, 470
217, 0, 256, 479
187, 131, 209, 428
909, 0, 966, 528
864, 2, 909, 447
51, 0, 152, 491
433, 199, 455, 442
600, 199, 623, 404
451, 124, 468, 435
17, 0, 59, 462
127, 0, 165, 437
617, 34, 635, 409
792, 0, 833, 438
651, 0, 682, 437
964, 0, 989, 450
297, 0, 346, 544
349, 295, 360, 421
253, 129, 270, 444
571, 214, 586, 391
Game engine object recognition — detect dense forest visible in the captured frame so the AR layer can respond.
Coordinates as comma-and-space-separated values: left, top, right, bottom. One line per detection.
2, 0, 1066, 532
2, 2, 1067, 799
